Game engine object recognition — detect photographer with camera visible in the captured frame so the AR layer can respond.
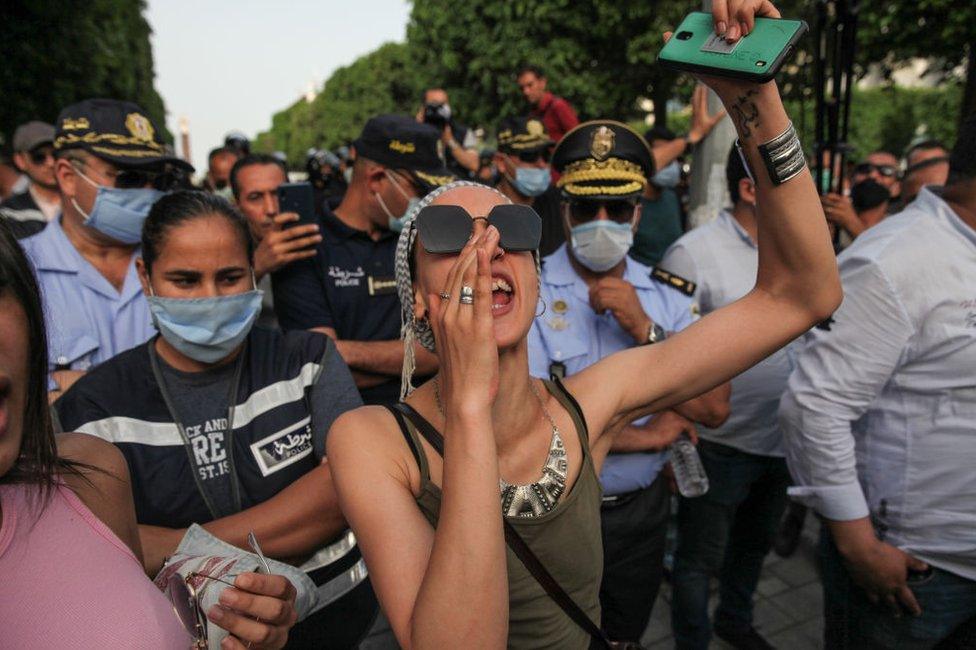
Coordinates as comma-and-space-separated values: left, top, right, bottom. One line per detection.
416, 88, 480, 177
306, 148, 348, 212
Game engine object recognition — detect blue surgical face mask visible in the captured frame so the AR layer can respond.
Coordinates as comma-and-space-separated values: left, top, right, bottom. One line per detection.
377, 170, 420, 232
72, 167, 166, 244
510, 165, 551, 197
147, 277, 263, 364
651, 161, 681, 189
568, 219, 635, 272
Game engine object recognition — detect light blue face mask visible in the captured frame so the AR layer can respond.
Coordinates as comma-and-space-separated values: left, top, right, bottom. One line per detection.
569, 219, 635, 272
651, 161, 681, 189
510, 166, 551, 197
377, 170, 420, 232
72, 167, 166, 244
147, 280, 264, 364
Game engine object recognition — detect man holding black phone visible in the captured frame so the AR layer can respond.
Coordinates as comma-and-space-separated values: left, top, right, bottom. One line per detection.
273, 114, 453, 405
417, 87, 480, 177
230, 153, 322, 329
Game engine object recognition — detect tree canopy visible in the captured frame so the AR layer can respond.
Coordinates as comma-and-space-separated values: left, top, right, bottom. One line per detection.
0, 0, 169, 145
256, 42, 421, 162
255, 0, 973, 160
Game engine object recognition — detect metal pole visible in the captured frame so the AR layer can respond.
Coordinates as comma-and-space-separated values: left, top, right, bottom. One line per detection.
687, 0, 738, 229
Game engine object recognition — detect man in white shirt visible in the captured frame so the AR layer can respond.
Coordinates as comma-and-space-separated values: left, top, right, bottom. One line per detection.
779, 117, 976, 649
660, 146, 795, 650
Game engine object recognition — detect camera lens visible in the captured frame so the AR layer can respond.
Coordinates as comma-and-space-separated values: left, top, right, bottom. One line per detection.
677, 31, 693, 41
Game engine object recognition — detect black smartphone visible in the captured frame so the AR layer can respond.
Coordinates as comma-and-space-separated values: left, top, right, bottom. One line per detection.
658, 11, 808, 83
277, 182, 317, 228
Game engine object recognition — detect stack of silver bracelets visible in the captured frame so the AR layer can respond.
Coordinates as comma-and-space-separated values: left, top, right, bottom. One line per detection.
736, 121, 806, 186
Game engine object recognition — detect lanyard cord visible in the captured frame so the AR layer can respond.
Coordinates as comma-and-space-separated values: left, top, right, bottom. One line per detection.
148, 337, 247, 519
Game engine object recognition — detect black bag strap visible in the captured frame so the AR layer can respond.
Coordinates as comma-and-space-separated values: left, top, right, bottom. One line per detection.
392, 402, 614, 649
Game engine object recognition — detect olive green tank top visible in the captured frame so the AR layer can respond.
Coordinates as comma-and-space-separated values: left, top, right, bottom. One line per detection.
393, 379, 603, 650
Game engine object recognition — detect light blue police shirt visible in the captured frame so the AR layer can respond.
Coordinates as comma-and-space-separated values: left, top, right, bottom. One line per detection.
527, 244, 697, 496
20, 217, 154, 381
660, 209, 795, 457
779, 188, 976, 580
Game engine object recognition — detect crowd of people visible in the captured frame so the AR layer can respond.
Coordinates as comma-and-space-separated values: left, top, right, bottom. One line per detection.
1, 1, 974, 648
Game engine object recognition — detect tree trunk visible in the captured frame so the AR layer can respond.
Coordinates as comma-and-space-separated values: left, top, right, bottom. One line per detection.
652, 78, 672, 130
961, 45, 976, 128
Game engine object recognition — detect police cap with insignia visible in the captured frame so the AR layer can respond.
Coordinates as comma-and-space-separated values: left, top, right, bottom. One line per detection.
352, 114, 456, 193
53, 98, 193, 171
497, 116, 553, 155
551, 119, 655, 201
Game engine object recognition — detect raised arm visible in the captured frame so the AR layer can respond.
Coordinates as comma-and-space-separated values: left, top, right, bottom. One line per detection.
570, 0, 842, 441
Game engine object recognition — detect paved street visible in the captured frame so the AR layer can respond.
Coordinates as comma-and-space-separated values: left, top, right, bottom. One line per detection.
642, 509, 824, 650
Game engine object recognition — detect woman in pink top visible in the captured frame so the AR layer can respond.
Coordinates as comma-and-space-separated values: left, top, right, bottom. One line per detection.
0, 220, 297, 649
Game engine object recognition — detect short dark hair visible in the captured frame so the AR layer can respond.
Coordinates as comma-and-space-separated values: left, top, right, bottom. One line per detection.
517, 64, 545, 79
905, 138, 947, 161
229, 153, 287, 200
208, 146, 241, 166
141, 191, 254, 274
948, 115, 976, 184
726, 144, 750, 205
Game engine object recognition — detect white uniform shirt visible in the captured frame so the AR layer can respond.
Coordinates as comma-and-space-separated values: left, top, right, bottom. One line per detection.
779, 188, 976, 580
660, 209, 794, 457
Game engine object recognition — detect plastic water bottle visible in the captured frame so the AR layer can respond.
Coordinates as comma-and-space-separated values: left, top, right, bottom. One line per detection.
670, 435, 709, 498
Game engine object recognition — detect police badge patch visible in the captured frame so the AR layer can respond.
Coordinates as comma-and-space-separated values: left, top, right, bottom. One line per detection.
125, 113, 155, 142
590, 126, 615, 161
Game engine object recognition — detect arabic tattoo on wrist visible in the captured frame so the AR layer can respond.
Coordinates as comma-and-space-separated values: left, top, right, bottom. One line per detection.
730, 88, 761, 140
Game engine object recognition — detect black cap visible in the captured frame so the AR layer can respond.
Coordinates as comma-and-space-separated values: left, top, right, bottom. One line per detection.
54, 99, 193, 171
352, 114, 454, 193
551, 120, 654, 200
497, 116, 553, 154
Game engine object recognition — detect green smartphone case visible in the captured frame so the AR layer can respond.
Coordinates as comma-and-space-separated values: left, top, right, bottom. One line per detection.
658, 12, 808, 83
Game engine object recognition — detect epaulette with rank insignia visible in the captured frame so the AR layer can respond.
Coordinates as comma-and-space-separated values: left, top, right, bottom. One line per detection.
650, 268, 696, 296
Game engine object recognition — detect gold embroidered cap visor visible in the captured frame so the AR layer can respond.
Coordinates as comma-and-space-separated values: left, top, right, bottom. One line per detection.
352, 113, 455, 194
497, 116, 554, 154
53, 98, 193, 172
551, 119, 655, 200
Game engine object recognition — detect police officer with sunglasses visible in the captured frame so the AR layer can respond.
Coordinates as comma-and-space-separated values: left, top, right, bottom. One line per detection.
492, 116, 566, 256
19, 99, 192, 398
528, 120, 731, 644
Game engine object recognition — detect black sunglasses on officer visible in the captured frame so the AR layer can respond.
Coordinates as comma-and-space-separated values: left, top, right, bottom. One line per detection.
564, 198, 640, 225
73, 156, 187, 192
415, 204, 542, 254
510, 149, 551, 165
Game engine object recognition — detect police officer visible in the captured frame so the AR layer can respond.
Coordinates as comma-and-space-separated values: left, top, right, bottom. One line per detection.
527, 120, 730, 644
19, 99, 192, 398
779, 118, 976, 649
273, 115, 454, 405
493, 115, 565, 256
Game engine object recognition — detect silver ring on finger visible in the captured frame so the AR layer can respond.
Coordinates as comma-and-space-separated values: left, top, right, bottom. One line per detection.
459, 285, 475, 305
439, 291, 451, 301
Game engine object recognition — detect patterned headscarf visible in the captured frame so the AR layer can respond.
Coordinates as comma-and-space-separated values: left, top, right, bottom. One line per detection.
395, 180, 540, 400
